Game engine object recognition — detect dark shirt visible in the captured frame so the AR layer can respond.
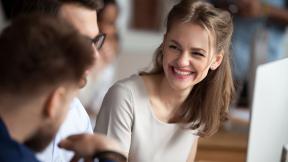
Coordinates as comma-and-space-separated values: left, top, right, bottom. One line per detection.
0, 118, 40, 162
0, 118, 122, 162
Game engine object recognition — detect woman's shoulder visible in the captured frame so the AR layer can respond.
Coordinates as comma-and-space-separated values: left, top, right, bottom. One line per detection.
111, 74, 144, 93
115, 74, 140, 85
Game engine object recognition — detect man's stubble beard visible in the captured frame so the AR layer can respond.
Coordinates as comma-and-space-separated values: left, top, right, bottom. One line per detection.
24, 125, 58, 152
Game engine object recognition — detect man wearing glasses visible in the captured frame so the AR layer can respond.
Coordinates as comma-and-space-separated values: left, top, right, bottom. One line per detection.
10, 0, 107, 161
41, 0, 106, 161
59, 1, 107, 88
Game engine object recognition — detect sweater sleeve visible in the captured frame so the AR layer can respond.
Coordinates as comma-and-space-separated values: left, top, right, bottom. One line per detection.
94, 83, 134, 154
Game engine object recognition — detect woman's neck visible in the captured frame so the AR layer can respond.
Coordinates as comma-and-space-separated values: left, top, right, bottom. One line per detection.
155, 74, 192, 112
143, 74, 190, 112
142, 74, 193, 123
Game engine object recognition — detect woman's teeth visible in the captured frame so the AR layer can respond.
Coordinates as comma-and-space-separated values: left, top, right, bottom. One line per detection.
173, 68, 193, 76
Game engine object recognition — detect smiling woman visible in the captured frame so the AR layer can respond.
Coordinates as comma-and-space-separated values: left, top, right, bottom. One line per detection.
162, 22, 221, 92
94, 0, 234, 161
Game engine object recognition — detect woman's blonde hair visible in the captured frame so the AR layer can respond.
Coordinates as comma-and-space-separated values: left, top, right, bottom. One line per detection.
141, 0, 234, 136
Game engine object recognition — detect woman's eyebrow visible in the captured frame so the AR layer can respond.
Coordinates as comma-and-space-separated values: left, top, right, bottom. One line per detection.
170, 40, 181, 47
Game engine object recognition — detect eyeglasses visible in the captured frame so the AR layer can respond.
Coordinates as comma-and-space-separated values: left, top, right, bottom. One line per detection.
88, 33, 106, 50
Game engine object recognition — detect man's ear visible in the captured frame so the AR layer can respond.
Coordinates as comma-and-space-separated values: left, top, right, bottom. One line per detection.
210, 50, 224, 70
42, 87, 66, 119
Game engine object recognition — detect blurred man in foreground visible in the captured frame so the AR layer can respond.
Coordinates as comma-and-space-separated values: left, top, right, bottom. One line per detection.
0, 15, 125, 162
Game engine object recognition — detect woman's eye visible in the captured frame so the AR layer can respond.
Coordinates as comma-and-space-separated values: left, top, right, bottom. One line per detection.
169, 45, 180, 51
192, 52, 205, 57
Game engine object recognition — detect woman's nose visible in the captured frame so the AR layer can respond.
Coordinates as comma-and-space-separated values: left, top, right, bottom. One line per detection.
176, 52, 191, 66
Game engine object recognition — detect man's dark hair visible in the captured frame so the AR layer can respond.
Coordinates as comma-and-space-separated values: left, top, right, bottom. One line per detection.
0, 14, 94, 95
59, 0, 103, 10
102, 0, 117, 6
10, 0, 61, 19
97, 0, 118, 23
10, 0, 103, 19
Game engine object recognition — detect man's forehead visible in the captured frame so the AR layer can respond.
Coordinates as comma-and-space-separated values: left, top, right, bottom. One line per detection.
59, 3, 99, 37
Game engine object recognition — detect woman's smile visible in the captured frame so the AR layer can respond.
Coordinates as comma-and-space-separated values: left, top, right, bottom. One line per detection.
170, 66, 195, 80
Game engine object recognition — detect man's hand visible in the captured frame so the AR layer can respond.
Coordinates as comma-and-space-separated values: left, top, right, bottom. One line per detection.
58, 133, 126, 162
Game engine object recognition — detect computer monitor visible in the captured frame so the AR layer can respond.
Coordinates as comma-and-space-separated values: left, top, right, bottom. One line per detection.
247, 58, 288, 162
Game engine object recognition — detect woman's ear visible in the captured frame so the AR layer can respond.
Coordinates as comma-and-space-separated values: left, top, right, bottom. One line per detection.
210, 50, 224, 70
42, 87, 66, 119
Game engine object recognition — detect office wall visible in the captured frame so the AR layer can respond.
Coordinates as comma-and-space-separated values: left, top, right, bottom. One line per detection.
114, 1, 288, 82
114, 0, 177, 80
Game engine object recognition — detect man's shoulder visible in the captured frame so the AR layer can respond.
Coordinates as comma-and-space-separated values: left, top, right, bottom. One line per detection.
36, 98, 93, 162
61, 97, 93, 134
49, 97, 92, 141
70, 97, 84, 111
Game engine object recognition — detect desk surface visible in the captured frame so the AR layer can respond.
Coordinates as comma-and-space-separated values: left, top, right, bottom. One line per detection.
196, 127, 249, 162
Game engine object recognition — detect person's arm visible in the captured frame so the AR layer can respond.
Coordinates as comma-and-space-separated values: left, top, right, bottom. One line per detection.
237, 0, 288, 25
211, 0, 288, 25
94, 83, 134, 156
58, 133, 127, 162
262, 4, 288, 25
187, 137, 199, 162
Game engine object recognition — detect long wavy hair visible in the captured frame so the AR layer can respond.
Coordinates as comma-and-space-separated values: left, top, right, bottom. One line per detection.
141, 0, 234, 136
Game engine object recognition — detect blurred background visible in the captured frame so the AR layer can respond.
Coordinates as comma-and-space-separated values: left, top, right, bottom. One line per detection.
1, 0, 288, 161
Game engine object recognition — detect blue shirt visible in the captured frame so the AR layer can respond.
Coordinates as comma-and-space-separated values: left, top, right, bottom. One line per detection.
0, 118, 40, 162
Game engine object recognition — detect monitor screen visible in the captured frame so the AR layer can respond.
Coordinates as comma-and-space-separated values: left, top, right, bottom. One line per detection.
247, 58, 288, 162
